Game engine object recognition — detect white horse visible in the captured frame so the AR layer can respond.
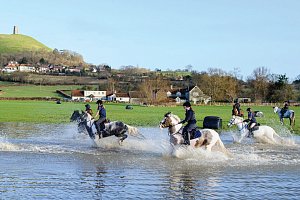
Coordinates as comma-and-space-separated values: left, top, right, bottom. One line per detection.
70, 110, 143, 145
159, 112, 230, 155
273, 106, 295, 127
227, 115, 284, 144
254, 111, 264, 117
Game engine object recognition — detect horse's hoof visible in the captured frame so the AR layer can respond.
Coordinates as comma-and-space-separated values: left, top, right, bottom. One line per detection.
118, 140, 123, 145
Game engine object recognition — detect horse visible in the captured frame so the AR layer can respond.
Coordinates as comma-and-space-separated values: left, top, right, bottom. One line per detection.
254, 111, 264, 117
232, 108, 244, 117
70, 110, 143, 145
273, 106, 295, 127
227, 115, 284, 144
159, 112, 230, 155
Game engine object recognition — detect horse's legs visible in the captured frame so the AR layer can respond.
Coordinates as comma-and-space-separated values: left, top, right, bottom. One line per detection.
118, 134, 128, 145
280, 117, 284, 125
205, 134, 218, 151
290, 113, 295, 127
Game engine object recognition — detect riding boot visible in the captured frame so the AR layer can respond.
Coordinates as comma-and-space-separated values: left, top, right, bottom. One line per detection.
95, 125, 102, 138
183, 132, 190, 145
247, 128, 253, 138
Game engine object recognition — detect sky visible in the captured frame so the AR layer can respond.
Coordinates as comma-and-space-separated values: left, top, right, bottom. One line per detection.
1, 0, 300, 80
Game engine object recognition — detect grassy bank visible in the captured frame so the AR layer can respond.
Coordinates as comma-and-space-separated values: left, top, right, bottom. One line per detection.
0, 84, 79, 98
0, 100, 298, 134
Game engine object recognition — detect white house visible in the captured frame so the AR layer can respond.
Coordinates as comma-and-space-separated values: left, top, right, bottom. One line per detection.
115, 92, 130, 103
71, 90, 107, 101
19, 65, 35, 72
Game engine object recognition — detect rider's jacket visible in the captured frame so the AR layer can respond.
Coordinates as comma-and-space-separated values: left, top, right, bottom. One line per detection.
180, 109, 197, 125
97, 105, 106, 119
247, 111, 256, 123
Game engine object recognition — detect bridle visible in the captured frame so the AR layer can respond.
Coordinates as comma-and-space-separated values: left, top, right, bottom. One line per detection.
229, 117, 247, 132
160, 115, 181, 135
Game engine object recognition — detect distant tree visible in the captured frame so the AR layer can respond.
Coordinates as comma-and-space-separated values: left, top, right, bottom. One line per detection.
267, 74, 295, 102
19, 57, 28, 64
138, 75, 170, 104
247, 67, 270, 102
39, 58, 47, 65
191, 68, 238, 102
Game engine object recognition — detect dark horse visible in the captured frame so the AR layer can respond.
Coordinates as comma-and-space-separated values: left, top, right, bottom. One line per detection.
70, 110, 142, 144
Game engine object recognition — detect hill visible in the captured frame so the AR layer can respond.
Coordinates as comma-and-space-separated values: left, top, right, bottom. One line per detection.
0, 34, 51, 53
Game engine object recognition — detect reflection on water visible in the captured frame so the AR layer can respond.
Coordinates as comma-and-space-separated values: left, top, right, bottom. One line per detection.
0, 123, 300, 199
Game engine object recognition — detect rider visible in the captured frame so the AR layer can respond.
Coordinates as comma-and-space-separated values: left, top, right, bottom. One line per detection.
232, 99, 241, 116
244, 107, 257, 137
280, 101, 289, 117
85, 104, 93, 115
94, 100, 107, 137
178, 101, 197, 145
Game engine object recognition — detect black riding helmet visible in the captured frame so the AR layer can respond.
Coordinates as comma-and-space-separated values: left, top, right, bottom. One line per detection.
85, 104, 91, 110
96, 100, 103, 105
246, 107, 251, 112
183, 101, 191, 107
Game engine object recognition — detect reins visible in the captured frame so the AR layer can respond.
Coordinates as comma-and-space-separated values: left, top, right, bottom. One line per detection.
230, 118, 247, 132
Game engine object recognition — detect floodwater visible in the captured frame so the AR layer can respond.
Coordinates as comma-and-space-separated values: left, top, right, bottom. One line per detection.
0, 123, 300, 199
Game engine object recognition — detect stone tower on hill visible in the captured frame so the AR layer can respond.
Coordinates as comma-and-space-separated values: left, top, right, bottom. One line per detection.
13, 26, 19, 34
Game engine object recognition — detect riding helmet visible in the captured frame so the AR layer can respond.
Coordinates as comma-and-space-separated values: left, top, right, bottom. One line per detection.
183, 101, 191, 107
246, 107, 251, 112
96, 100, 103, 105
85, 104, 91, 110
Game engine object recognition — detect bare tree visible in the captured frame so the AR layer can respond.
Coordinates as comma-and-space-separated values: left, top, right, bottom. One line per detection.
247, 67, 270, 102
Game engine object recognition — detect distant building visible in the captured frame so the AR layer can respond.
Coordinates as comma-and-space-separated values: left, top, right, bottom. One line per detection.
236, 98, 251, 103
115, 92, 130, 103
71, 90, 106, 101
167, 85, 211, 104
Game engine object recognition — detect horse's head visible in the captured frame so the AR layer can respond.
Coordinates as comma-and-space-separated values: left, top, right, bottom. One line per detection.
159, 112, 172, 128
70, 110, 81, 122
228, 115, 243, 127
159, 112, 180, 129
273, 106, 279, 113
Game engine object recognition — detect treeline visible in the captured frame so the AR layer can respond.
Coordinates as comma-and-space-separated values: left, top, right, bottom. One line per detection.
190, 67, 299, 103
0, 50, 299, 103
101, 66, 300, 104
0, 49, 87, 67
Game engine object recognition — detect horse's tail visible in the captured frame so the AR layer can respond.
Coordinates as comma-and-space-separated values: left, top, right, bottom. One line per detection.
125, 124, 145, 139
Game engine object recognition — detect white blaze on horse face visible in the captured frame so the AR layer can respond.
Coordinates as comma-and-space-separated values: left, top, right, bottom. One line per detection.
273, 107, 278, 113
159, 118, 166, 128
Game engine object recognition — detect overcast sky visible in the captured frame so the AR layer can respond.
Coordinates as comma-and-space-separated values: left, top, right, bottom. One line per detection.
1, 0, 300, 80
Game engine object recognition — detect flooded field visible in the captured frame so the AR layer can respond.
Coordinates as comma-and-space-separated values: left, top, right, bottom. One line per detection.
0, 123, 300, 199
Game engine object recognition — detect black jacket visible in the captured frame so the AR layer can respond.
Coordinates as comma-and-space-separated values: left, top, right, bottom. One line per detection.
180, 109, 196, 125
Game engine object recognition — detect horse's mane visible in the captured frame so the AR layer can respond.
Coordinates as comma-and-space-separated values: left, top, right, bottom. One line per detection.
234, 115, 244, 121
171, 113, 181, 122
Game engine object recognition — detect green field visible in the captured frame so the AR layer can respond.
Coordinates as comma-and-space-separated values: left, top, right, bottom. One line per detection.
0, 83, 298, 134
0, 100, 298, 134
0, 83, 79, 98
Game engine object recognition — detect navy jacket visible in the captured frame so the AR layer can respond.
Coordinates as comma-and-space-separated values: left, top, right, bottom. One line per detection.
180, 109, 196, 125
247, 111, 256, 123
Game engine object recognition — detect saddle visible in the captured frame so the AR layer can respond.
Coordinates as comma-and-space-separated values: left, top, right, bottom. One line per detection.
189, 127, 202, 139
104, 118, 111, 123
